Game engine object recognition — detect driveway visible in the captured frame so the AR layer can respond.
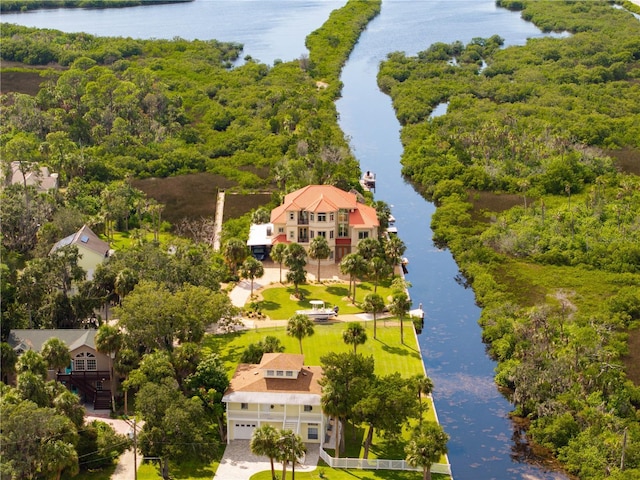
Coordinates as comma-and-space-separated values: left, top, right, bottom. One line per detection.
85, 411, 141, 480
215, 440, 319, 479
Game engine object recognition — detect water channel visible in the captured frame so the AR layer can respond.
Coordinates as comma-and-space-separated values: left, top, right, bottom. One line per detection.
3, 1, 570, 478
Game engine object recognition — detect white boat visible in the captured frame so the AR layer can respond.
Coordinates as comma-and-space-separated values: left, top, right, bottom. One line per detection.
296, 300, 338, 321
360, 171, 376, 191
386, 213, 397, 235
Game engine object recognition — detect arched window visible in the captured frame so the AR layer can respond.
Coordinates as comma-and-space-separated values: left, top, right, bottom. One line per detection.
74, 352, 97, 371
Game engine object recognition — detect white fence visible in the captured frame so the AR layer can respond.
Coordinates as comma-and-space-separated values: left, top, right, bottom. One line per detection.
319, 448, 452, 476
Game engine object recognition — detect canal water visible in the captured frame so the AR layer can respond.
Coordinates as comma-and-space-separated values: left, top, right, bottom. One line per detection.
3, 1, 569, 478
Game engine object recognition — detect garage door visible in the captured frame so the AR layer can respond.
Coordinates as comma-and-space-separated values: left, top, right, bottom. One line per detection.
234, 422, 257, 440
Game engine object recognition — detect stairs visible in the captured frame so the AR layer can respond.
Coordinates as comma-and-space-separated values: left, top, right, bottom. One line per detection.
58, 372, 112, 411
94, 391, 112, 410
284, 421, 298, 433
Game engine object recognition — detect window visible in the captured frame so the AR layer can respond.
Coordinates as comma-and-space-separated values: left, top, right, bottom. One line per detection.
267, 370, 274, 376
278, 227, 284, 233
318, 231, 326, 238
317, 213, 326, 222
329, 230, 334, 239
338, 223, 349, 238
310, 213, 314, 221
330, 213, 334, 221
358, 231, 369, 240
276, 370, 284, 376
74, 352, 96, 371
308, 427, 318, 440
241, 403, 248, 410
310, 231, 315, 239
304, 405, 312, 412
289, 231, 294, 239
286, 370, 293, 377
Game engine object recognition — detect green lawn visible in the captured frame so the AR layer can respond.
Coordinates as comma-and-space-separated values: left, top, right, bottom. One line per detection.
136, 457, 220, 480
257, 281, 396, 320
202, 320, 424, 380
250, 467, 449, 480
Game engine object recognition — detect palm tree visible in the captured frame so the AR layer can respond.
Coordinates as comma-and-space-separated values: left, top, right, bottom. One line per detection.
361, 292, 385, 339
250, 424, 280, 480
286, 313, 315, 354
389, 291, 411, 345
278, 429, 306, 480
413, 374, 434, 424
384, 235, 406, 276
270, 243, 288, 283
114, 347, 139, 415
320, 382, 345, 457
405, 422, 449, 480
239, 256, 264, 298
284, 243, 307, 297
368, 256, 391, 293
223, 238, 249, 277
41, 337, 71, 374
115, 268, 138, 305
95, 324, 123, 412
342, 322, 367, 354
339, 253, 367, 302
308, 236, 331, 282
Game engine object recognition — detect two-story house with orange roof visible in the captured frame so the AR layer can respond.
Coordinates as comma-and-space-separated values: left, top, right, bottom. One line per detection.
269, 185, 379, 262
222, 353, 333, 446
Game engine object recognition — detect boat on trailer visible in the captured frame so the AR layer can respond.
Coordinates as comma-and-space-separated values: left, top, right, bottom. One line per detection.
296, 300, 338, 321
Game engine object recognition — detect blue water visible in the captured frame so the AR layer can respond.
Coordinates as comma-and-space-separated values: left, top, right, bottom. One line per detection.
3, 1, 571, 477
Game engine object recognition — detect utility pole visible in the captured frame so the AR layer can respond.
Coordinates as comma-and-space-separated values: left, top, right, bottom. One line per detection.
125, 416, 138, 480
621, 427, 628, 471
133, 417, 138, 480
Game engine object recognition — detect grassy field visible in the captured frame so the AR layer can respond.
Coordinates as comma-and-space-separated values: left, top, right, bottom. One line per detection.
250, 468, 449, 480
203, 319, 424, 380
136, 457, 221, 480
256, 281, 397, 320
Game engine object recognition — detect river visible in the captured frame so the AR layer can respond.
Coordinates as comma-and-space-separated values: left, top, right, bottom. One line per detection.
3, 1, 569, 478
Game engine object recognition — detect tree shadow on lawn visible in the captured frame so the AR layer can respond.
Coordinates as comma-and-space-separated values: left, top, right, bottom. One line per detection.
257, 300, 281, 313
376, 339, 421, 359
203, 333, 246, 365
326, 285, 350, 297
342, 423, 406, 460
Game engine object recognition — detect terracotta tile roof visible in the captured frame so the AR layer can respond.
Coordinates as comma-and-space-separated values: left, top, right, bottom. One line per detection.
269, 185, 379, 228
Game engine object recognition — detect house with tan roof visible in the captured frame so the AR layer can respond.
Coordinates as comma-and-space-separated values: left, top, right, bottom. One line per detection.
268, 184, 379, 262
50, 225, 111, 280
7, 329, 112, 410
8, 161, 59, 192
222, 353, 332, 445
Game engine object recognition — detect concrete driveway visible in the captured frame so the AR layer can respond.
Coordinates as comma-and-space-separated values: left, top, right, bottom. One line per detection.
214, 440, 319, 479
